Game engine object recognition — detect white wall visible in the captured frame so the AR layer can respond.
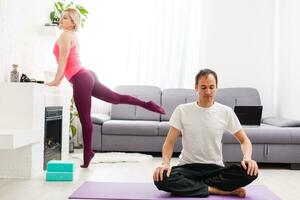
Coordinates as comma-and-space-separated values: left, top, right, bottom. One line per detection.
200, 0, 275, 117
0, 0, 298, 119
0, 0, 56, 82
276, 0, 300, 119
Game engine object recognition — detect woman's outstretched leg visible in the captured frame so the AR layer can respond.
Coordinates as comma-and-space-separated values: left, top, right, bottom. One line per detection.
90, 73, 165, 114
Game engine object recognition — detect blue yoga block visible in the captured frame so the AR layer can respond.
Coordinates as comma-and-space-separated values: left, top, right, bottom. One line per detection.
47, 160, 75, 172
46, 171, 73, 181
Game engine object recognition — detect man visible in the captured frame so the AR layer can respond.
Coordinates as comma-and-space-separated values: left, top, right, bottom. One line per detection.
153, 69, 258, 198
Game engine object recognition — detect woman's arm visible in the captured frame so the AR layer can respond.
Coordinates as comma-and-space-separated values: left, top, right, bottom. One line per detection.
47, 32, 72, 86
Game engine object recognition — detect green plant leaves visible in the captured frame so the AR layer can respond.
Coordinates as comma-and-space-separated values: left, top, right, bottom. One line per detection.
70, 124, 77, 138
75, 5, 89, 18
50, 0, 89, 27
70, 97, 79, 138
50, 11, 56, 22
55, 1, 64, 13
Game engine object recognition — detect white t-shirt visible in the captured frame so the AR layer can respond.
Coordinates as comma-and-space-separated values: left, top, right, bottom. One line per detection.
169, 102, 242, 167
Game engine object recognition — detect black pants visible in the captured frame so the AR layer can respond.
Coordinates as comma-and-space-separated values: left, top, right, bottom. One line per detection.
154, 163, 258, 197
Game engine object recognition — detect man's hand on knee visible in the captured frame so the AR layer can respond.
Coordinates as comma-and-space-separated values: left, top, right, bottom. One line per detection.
241, 158, 259, 176
153, 164, 171, 182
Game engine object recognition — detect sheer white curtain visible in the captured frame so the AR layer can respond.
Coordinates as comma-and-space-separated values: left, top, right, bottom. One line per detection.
78, 0, 204, 89
74, 0, 204, 145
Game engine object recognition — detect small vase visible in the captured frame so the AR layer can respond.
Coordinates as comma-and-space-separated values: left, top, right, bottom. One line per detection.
10, 64, 19, 82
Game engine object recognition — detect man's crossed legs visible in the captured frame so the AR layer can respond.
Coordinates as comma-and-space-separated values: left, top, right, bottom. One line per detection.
154, 163, 258, 198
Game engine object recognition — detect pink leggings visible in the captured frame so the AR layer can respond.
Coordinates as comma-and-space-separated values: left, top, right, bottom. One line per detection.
70, 69, 147, 164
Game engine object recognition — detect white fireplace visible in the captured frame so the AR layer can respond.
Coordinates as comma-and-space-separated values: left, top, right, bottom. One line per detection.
0, 83, 72, 179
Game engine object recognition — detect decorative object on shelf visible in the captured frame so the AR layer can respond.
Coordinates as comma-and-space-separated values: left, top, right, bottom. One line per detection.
10, 64, 19, 82
47, 0, 89, 27
20, 73, 45, 84
20, 73, 31, 82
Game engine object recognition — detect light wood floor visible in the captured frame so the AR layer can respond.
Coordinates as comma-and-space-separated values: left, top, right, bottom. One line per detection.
0, 153, 299, 200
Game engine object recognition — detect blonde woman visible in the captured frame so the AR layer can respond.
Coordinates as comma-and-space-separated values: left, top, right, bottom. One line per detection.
47, 8, 165, 168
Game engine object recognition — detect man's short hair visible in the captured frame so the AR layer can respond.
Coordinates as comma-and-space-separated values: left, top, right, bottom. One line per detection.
195, 69, 218, 87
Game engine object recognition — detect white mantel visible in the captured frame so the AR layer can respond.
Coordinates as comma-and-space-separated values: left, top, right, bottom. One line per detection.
0, 83, 72, 179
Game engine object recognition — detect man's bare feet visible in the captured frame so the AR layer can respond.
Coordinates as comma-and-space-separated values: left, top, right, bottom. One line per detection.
208, 186, 246, 198
232, 188, 246, 198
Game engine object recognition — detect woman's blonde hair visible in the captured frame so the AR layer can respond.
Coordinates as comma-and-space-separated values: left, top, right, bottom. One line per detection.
64, 7, 81, 31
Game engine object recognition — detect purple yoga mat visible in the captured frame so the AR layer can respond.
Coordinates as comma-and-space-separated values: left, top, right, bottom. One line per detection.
69, 182, 280, 200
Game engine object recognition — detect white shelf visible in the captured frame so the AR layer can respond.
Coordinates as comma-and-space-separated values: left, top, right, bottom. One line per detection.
0, 83, 71, 178
0, 129, 43, 150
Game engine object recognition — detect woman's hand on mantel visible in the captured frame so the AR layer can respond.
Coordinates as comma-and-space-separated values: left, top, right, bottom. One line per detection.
46, 81, 59, 87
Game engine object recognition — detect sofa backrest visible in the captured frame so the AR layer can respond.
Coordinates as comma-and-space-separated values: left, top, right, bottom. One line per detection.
161, 89, 197, 121
110, 86, 261, 121
161, 87, 261, 121
111, 85, 161, 120
215, 87, 262, 109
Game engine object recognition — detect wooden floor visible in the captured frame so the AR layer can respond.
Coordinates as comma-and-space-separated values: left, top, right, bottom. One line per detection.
0, 153, 299, 200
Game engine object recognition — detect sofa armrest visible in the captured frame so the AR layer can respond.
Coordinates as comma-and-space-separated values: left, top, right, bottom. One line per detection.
262, 117, 300, 127
91, 113, 110, 125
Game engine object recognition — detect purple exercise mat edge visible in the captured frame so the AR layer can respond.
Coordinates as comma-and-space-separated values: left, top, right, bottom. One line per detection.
69, 182, 281, 200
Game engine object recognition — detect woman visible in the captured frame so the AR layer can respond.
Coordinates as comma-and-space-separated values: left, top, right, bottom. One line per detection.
47, 8, 165, 168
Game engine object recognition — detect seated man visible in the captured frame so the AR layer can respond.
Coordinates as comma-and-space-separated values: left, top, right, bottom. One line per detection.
153, 69, 258, 198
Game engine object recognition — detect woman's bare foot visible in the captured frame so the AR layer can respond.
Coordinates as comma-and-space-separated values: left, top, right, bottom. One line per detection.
208, 186, 246, 198
80, 151, 95, 168
144, 101, 166, 114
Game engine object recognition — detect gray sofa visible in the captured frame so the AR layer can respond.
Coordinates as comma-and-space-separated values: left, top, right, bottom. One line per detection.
91, 86, 300, 169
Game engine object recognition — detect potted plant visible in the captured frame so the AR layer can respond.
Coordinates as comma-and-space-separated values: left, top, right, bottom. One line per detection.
46, 0, 89, 27
69, 97, 79, 153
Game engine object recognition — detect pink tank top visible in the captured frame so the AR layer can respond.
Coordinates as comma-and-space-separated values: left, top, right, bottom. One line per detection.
53, 42, 84, 81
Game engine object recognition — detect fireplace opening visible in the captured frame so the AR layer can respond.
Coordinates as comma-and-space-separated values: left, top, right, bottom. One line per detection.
44, 106, 63, 170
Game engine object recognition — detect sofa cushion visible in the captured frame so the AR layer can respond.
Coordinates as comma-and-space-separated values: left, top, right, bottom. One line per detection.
161, 88, 261, 121
214, 96, 236, 109
91, 113, 110, 125
158, 121, 170, 136
102, 120, 159, 136
290, 130, 300, 143
110, 104, 136, 120
161, 89, 197, 121
222, 124, 300, 144
111, 86, 161, 121
135, 95, 161, 121
216, 88, 261, 108
262, 117, 300, 127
